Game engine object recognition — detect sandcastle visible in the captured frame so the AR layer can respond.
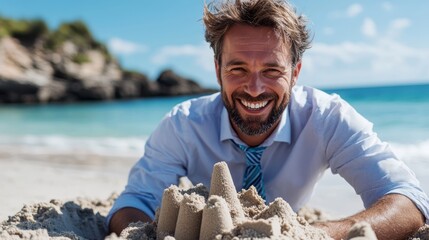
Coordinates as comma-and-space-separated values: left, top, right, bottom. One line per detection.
116, 161, 388, 239
146, 162, 333, 240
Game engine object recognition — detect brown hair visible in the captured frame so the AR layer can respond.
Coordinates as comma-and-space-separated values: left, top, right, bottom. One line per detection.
203, 0, 311, 66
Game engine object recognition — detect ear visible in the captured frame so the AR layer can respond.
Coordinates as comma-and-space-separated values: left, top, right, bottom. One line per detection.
291, 61, 302, 86
215, 58, 221, 86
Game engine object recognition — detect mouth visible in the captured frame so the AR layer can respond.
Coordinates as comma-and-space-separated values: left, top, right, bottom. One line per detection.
239, 99, 271, 112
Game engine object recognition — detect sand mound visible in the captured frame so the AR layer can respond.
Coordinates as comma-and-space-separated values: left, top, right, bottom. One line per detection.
0, 194, 116, 239
1, 161, 428, 239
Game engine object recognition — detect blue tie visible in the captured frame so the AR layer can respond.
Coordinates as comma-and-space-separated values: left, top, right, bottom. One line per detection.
237, 144, 267, 200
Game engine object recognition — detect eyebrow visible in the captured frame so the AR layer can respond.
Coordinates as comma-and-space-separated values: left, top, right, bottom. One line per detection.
264, 62, 285, 69
224, 60, 285, 68
224, 59, 246, 67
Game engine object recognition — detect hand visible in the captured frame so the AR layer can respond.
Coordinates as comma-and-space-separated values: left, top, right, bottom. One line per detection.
312, 219, 357, 239
312, 194, 424, 240
109, 207, 152, 236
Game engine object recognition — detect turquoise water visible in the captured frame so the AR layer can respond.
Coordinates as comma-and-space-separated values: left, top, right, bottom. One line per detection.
0, 95, 194, 138
325, 83, 429, 143
1, 84, 428, 158
2, 84, 428, 141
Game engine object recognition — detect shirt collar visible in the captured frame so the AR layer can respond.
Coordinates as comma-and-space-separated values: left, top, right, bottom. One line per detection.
220, 105, 291, 147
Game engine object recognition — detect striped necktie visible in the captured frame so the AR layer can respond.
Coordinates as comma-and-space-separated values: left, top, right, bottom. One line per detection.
237, 144, 267, 200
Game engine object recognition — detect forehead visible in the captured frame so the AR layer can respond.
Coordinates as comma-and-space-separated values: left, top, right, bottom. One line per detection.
222, 24, 290, 63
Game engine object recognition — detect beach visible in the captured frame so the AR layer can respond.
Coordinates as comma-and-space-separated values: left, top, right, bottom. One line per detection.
1, 0, 429, 237
1, 85, 429, 238
0, 152, 429, 239
0, 149, 134, 220
1, 142, 428, 220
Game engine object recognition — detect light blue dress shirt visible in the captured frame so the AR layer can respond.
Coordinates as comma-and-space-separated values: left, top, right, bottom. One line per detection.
107, 85, 429, 225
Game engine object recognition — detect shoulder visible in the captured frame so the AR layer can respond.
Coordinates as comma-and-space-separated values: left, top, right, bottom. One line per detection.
167, 92, 222, 120
290, 85, 370, 132
291, 85, 345, 114
291, 85, 365, 121
148, 92, 222, 145
161, 92, 223, 134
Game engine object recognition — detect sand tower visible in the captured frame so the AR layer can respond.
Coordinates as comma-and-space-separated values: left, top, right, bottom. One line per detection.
209, 161, 245, 224
174, 193, 205, 240
199, 195, 234, 240
156, 185, 184, 239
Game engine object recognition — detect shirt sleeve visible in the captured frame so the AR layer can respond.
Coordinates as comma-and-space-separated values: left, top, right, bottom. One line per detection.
323, 95, 429, 223
105, 111, 189, 227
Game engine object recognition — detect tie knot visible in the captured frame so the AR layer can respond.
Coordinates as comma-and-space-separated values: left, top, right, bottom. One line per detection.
238, 144, 266, 154
236, 144, 266, 165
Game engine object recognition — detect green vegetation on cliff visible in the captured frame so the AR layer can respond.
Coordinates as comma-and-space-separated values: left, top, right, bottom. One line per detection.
45, 20, 112, 62
0, 16, 48, 43
0, 16, 112, 63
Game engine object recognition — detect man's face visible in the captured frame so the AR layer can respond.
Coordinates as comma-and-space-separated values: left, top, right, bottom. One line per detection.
216, 24, 301, 141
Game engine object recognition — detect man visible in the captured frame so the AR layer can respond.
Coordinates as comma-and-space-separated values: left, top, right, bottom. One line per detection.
108, 0, 428, 239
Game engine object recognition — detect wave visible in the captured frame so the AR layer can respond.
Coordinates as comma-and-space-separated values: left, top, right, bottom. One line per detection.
0, 135, 147, 158
390, 140, 429, 163
1, 135, 428, 163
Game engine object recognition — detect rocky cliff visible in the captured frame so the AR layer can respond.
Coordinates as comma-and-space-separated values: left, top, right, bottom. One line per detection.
0, 18, 216, 103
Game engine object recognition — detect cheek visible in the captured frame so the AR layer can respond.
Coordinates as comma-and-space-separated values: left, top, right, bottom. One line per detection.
273, 80, 292, 94
272, 81, 293, 104
223, 88, 236, 103
220, 82, 233, 101
220, 77, 238, 94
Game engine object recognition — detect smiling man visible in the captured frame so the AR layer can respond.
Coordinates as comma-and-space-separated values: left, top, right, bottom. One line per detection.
107, 0, 429, 239
218, 23, 299, 147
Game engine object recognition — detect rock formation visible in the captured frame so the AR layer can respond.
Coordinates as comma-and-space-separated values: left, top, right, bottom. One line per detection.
0, 17, 216, 104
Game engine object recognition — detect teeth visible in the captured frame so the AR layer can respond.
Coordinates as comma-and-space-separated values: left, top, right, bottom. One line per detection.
241, 100, 268, 110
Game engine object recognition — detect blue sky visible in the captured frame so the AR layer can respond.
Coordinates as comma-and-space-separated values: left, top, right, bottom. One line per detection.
1, 0, 429, 88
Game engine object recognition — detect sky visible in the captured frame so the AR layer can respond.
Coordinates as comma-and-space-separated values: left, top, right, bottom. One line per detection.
1, 0, 429, 89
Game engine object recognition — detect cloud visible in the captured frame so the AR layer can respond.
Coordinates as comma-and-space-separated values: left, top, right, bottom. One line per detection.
300, 12, 426, 88
329, 3, 363, 19
387, 18, 411, 38
108, 38, 147, 55
301, 38, 429, 87
362, 18, 377, 38
381, 2, 393, 12
323, 27, 334, 36
346, 4, 363, 18
390, 18, 411, 30
152, 43, 214, 72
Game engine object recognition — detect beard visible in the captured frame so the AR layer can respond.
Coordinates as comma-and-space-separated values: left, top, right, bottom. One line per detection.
222, 90, 288, 136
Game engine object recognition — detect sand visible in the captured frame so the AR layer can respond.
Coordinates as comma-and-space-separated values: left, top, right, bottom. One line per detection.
0, 195, 116, 239
1, 161, 428, 239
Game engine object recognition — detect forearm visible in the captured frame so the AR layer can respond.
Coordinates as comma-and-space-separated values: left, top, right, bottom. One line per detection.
108, 207, 152, 236
313, 194, 425, 240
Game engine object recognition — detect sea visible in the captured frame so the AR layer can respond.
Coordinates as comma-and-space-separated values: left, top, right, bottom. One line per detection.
1, 83, 428, 216
1, 83, 428, 155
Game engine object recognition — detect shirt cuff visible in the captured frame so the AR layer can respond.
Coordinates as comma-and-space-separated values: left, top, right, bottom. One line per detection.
387, 187, 429, 224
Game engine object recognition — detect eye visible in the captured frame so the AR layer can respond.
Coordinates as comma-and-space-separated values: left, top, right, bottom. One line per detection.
230, 67, 245, 73
264, 69, 282, 78
227, 67, 247, 76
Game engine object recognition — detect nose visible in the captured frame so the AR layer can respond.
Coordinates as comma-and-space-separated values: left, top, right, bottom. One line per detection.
244, 72, 265, 97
